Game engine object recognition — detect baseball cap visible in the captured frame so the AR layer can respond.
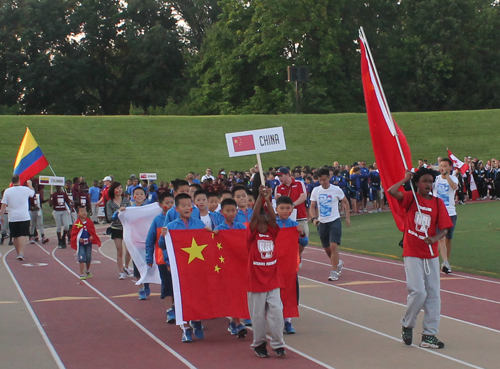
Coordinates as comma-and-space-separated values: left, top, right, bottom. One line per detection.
276, 167, 290, 176
102, 176, 112, 182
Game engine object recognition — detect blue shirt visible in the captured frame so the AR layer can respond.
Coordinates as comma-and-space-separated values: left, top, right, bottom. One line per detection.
276, 217, 309, 247
215, 221, 247, 230
360, 167, 370, 186
159, 217, 207, 263
166, 205, 201, 224
350, 173, 361, 191
369, 171, 381, 190
89, 186, 101, 203
235, 208, 253, 224
147, 192, 158, 204
127, 184, 140, 196
145, 212, 165, 265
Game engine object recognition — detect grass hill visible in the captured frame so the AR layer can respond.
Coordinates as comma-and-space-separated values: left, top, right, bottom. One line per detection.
1, 110, 499, 187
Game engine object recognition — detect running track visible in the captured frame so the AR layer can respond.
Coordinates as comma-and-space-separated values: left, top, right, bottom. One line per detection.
1, 225, 499, 369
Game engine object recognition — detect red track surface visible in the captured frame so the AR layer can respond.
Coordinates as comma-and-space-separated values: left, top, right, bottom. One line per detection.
4, 225, 500, 369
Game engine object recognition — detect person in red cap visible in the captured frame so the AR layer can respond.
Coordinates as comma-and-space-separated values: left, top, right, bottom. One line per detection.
274, 167, 309, 256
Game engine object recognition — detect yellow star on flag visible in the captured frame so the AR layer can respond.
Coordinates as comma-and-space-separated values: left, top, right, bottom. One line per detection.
182, 238, 208, 264
76, 222, 84, 229
217, 242, 223, 250
214, 265, 221, 273
219, 256, 225, 263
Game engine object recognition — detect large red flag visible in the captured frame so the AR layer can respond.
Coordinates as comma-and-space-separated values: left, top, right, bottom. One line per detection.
167, 228, 299, 324
360, 35, 413, 231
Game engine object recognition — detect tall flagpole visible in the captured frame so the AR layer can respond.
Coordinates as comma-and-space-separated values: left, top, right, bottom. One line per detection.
359, 27, 433, 256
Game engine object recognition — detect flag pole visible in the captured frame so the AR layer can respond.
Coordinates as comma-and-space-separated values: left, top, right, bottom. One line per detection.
256, 153, 266, 186
359, 27, 433, 255
48, 165, 57, 176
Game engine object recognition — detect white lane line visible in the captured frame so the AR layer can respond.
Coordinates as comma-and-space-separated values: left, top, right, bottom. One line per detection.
33, 241, 50, 255
299, 304, 485, 369
3, 249, 66, 369
302, 258, 500, 305
48, 245, 197, 369
299, 275, 500, 334
306, 246, 500, 285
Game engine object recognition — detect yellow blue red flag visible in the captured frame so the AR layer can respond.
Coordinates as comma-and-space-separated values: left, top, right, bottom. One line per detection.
13, 128, 49, 184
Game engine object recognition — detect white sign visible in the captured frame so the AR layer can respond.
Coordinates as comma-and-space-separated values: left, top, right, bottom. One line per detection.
225, 127, 286, 157
39, 176, 65, 186
140, 173, 157, 180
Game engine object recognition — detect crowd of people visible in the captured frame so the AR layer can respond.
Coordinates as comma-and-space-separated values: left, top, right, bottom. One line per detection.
0, 154, 493, 356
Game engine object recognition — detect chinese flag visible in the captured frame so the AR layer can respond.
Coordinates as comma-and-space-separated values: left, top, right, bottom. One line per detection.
169, 229, 250, 321
168, 228, 299, 323
233, 135, 255, 152
360, 37, 413, 232
275, 227, 300, 318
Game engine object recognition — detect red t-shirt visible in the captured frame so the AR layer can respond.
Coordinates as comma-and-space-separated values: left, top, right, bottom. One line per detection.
275, 178, 307, 220
247, 225, 283, 293
100, 186, 110, 203
399, 191, 453, 259
51, 192, 70, 211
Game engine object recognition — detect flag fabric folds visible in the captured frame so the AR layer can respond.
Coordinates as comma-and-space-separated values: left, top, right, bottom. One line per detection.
13, 128, 49, 184
448, 149, 479, 200
167, 228, 299, 325
119, 204, 162, 285
360, 35, 413, 232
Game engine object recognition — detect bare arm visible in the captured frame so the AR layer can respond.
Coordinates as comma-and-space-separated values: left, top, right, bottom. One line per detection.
388, 171, 412, 201
443, 173, 458, 190
294, 192, 307, 206
0, 203, 6, 224
310, 201, 318, 226
342, 196, 351, 227
424, 229, 448, 245
264, 188, 277, 228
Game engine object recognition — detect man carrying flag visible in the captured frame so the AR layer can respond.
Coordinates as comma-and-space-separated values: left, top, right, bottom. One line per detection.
448, 149, 479, 201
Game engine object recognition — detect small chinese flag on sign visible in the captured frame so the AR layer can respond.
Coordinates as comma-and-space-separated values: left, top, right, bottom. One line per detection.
233, 135, 255, 152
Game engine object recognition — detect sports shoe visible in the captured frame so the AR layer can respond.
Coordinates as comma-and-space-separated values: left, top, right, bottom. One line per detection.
8, 238, 13, 246
86, 271, 92, 278
29, 237, 35, 244
442, 260, 451, 274
16, 254, 25, 261
244, 319, 252, 327
328, 270, 339, 281
60, 239, 67, 249
0, 235, 5, 245
228, 321, 237, 335
42, 236, 49, 244
182, 328, 193, 343
378, 208, 382, 212
138, 289, 147, 300
420, 334, 445, 349
189, 320, 204, 339
273, 347, 286, 357
123, 267, 133, 276
166, 307, 175, 324
236, 324, 247, 338
337, 260, 344, 276
284, 321, 295, 334
80, 274, 86, 280
144, 285, 151, 296
401, 326, 412, 345
253, 343, 269, 358
118, 272, 126, 280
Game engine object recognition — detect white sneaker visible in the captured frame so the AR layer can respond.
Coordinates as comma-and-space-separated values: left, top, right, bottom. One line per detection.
328, 271, 339, 281
118, 272, 127, 280
337, 260, 344, 276
441, 261, 451, 274
123, 267, 133, 276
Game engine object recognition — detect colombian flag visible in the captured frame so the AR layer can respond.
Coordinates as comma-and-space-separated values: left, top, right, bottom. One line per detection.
13, 128, 49, 184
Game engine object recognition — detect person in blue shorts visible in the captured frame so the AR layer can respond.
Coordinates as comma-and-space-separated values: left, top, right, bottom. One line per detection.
369, 165, 381, 212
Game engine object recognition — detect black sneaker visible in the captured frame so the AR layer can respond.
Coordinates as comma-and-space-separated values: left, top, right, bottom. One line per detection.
420, 334, 445, 349
253, 343, 269, 358
60, 239, 67, 249
273, 347, 286, 357
401, 326, 412, 345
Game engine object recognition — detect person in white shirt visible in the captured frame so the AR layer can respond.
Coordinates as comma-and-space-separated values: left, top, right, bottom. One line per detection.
0, 175, 35, 260
201, 168, 215, 182
433, 158, 458, 274
310, 168, 351, 281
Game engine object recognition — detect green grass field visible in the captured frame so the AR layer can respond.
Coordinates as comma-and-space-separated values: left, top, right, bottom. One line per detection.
1, 111, 499, 277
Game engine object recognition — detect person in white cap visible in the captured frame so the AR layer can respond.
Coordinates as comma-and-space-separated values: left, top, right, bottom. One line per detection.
97, 176, 112, 223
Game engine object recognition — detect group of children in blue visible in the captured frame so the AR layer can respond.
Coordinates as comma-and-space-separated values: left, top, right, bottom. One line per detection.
133, 179, 309, 358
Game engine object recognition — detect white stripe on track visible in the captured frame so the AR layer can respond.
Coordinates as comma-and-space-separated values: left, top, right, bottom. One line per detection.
302, 258, 500, 305
299, 304, 485, 369
47, 244, 197, 369
299, 275, 500, 335
3, 248, 66, 369
305, 246, 500, 285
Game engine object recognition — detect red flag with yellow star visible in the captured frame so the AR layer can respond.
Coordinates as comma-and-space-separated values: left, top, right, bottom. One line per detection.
168, 229, 250, 322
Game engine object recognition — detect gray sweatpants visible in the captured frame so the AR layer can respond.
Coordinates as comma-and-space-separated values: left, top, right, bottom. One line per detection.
30, 210, 44, 236
52, 210, 71, 232
247, 288, 285, 349
401, 257, 441, 335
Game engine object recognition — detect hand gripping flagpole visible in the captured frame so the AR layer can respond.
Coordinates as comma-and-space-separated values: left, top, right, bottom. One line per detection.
359, 27, 434, 257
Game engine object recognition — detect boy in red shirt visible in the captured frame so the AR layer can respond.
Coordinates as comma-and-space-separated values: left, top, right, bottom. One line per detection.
247, 186, 285, 358
388, 169, 452, 350
71, 206, 101, 280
